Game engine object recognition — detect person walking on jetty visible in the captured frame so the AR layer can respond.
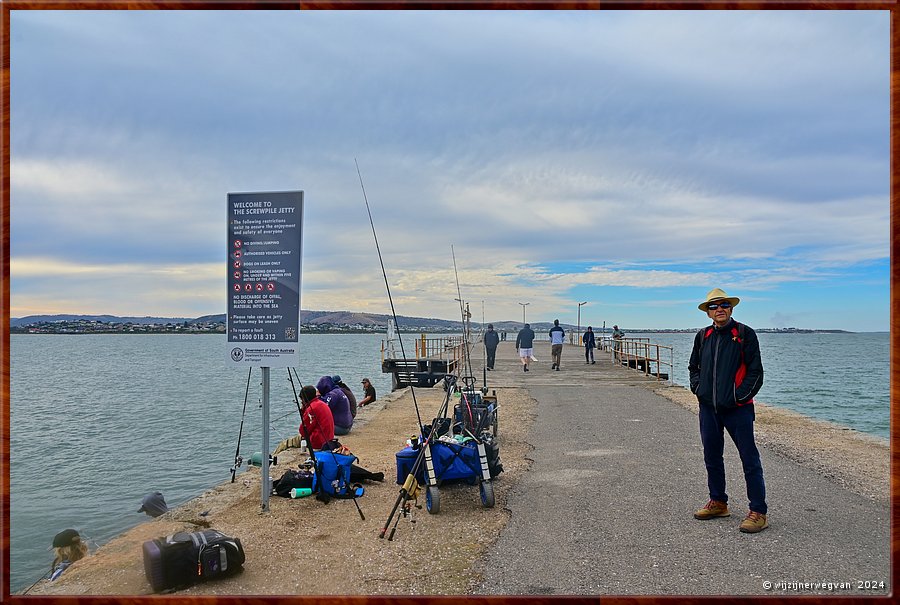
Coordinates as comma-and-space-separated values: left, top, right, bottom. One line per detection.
549, 319, 565, 370
582, 326, 596, 364
689, 288, 767, 533
484, 324, 500, 370
359, 378, 376, 408
515, 323, 535, 372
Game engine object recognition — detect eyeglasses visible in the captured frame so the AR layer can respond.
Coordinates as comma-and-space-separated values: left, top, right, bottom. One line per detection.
707, 302, 732, 310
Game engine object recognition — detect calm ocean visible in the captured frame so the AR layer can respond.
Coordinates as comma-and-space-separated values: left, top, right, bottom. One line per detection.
9, 331, 889, 591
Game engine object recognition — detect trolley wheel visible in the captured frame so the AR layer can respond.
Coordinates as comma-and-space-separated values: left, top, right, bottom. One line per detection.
425, 486, 441, 514
480, 480, 495, 508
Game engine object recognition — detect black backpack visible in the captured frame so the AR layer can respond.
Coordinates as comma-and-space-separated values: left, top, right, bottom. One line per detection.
142, 529, 245, 592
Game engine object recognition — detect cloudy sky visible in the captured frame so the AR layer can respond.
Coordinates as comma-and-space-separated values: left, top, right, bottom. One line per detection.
9, 10, 889, 331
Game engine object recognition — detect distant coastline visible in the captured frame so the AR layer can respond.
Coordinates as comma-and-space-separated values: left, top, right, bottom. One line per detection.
9, 313, 853, 335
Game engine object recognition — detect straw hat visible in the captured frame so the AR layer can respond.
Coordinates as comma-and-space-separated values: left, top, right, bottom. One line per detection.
699, 288, 740, 311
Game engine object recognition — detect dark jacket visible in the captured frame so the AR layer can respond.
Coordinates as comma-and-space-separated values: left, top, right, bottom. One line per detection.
688, 319, 764, 411
582, 331, 596, 348
516, 327, 535, 349
484, 329, 500, 349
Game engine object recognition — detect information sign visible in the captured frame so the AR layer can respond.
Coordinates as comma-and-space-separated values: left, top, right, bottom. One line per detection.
227, 191, 303, 367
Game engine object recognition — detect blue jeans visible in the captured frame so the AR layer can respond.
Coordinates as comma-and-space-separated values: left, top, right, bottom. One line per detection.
698, 404, 767, 514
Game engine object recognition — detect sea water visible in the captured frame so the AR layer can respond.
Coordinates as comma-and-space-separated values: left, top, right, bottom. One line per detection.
9, 333, 394, 592
626, 331, 890, 439
9, 331, 889, 591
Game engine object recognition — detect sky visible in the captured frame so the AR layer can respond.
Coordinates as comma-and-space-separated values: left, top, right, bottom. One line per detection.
7, 10, 890, 331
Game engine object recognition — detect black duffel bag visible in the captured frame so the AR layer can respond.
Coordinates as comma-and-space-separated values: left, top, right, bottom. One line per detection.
142, 529, 244, 592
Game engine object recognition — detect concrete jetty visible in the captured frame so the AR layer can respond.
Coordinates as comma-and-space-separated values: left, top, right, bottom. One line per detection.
471, 339, 891, 596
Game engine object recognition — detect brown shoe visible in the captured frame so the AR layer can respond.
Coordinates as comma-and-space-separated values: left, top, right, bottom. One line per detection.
739, 511, 769, 533
694, 500, 730, 520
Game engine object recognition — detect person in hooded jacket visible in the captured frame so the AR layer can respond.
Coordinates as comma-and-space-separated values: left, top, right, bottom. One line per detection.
299, 385, 335, 450
316, 375, 353, 435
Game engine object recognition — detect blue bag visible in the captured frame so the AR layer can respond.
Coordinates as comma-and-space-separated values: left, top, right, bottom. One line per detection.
314, 452, 364, 498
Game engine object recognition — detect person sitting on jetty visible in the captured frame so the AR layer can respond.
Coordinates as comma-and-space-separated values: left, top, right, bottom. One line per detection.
50, 529, 88, 581
515, 323, 535, 372
316, 376, 353, 436
582, 326, 596, 365
358, 378, 376, 407
332, 375, 358, 418
300, 384, 335, 451
689, 288, 767, 534
138, 491, 168, 518
549, 319, 565, 371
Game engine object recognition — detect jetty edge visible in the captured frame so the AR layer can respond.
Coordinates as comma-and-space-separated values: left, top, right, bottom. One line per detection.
22, 340, 889, 596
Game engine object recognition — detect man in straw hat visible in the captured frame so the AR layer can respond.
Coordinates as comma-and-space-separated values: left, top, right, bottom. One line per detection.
688, 288, 768, 533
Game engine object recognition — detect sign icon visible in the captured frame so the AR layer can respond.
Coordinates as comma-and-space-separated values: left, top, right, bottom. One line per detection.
233, 271, 241, 280
256, 283, 264, 291
244, 283, 252, 292
231, 348, 244, 362
234, 240, 242, 248
234, 250, 242, 259
233, 284, 241, 292
233, 260, 242, 269
267, 282, 275, 292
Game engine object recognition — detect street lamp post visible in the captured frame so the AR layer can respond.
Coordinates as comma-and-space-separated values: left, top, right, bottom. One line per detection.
518, 302, 529, 325
577, 301, 588, 340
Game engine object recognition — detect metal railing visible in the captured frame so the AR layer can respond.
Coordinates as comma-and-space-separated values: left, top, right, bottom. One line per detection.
382, 334, 467, 364
605, 337, 674, 382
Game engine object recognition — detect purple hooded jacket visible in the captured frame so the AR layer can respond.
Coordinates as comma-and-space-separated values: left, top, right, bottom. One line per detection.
316, 376, 353, 429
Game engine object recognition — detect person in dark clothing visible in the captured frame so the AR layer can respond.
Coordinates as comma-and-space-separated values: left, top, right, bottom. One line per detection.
138, 491, 168, 517
332, 375, 357, 418
582, 326, 596, 364
359, 378, 377, 407
688, 288, 767, 534
515, 323, 535, 372
484, 324, 500, 370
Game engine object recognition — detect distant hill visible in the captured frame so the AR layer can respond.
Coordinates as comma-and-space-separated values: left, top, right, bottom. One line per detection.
10, 314, 193, 327
11, 311, 581, 332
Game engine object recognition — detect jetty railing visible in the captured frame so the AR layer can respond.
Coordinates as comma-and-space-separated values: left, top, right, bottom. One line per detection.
381, 334, 467, 390
605, 336, 674, 382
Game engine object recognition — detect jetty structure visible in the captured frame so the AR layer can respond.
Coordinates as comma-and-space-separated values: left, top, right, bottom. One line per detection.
23, 338, 890, 596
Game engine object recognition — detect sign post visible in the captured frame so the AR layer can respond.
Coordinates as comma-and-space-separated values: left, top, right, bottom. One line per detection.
227, 191, 303, 512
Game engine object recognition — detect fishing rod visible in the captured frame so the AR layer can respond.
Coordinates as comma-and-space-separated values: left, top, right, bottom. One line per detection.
381, 373, 457, 540
230, 367, 253, 483
357, 159, 459, 537
451, 245, 477, 383
355, 158, 425, 437
481, 300, 487, 391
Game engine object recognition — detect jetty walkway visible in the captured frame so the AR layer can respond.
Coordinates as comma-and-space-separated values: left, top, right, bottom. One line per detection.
468, 340, 891, 596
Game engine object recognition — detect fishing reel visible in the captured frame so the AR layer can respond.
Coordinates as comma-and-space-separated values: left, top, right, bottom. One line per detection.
230, 455, 244, 474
